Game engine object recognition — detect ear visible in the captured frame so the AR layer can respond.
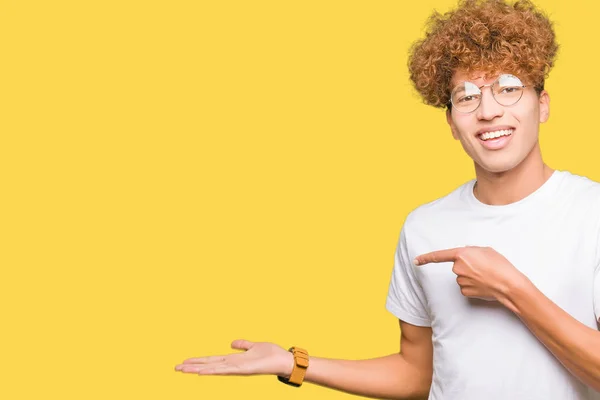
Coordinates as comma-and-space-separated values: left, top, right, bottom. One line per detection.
539, 90, 550, 123
446, 108, 459, 140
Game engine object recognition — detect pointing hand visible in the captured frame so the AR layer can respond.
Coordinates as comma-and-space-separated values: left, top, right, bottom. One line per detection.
414, 246, 527, 303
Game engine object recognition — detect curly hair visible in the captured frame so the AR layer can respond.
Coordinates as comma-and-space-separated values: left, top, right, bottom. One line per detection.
408, 0, 559, 109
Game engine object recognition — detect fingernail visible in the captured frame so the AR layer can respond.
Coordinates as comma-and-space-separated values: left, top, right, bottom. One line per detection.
413, 258, 420, 266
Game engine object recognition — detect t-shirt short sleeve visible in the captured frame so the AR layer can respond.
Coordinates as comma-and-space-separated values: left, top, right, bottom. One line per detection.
594, 266, 600, 323
386, 226, 431, 327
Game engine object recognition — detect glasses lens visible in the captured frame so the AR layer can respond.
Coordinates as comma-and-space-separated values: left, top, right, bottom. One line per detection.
451, 81, 481, 113
493, 74, 524, 106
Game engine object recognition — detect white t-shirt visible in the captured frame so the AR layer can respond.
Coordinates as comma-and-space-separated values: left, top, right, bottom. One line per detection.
386, 170, 600, 400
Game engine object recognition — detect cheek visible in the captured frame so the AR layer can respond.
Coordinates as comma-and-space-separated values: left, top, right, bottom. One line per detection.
514, 109, 539, 135
451, 116, 474, 139
513, 97, 541, 126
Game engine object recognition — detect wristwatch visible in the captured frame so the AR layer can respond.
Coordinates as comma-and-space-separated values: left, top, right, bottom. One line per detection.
277, 347, 309, 387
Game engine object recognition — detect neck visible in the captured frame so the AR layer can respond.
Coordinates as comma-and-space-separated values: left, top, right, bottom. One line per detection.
473, 142, 554, 206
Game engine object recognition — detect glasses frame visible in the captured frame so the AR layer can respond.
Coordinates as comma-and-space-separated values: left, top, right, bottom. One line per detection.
449, 74, 527, 114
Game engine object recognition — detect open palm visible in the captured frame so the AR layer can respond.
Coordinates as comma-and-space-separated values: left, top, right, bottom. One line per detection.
175, 340, 291, 376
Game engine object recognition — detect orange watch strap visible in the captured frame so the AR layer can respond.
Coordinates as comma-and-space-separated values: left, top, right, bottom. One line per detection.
277, 347, 309, 387
288, 347, 309, 386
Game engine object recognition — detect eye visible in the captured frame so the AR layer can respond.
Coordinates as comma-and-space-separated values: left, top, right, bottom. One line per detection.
500, 86, 521, 94
458, 94, 480, 103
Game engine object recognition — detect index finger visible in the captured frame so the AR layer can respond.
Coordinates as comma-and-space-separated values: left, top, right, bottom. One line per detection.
414, 248, 461, 266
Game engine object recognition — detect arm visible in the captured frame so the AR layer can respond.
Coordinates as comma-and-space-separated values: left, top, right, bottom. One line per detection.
175, 320, 433, 400
296, 321, 433, 400
500, 278, 600, 391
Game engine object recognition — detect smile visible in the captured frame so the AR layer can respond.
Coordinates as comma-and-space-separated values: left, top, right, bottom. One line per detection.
478, 129, 514, 141
476, 128, 514, 150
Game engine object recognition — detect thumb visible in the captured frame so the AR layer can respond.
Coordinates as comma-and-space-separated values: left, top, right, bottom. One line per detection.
231, 339, 254, 351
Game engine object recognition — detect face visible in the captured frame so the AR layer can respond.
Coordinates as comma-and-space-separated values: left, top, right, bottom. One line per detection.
446, 70, 550, 174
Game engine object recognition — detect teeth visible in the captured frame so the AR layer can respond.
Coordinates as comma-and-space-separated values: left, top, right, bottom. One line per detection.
479, 129, 513, 141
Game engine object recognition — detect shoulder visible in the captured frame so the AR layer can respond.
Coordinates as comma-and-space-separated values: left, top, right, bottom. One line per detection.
403, 180, 473, 231
555, 170, 600, 204
551, 171, 600, 237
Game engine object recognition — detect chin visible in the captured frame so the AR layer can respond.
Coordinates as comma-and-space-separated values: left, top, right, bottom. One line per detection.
475, 157, 523, 174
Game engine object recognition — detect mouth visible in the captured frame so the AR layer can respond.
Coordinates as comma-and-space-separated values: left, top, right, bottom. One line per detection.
476, 128, 514, 150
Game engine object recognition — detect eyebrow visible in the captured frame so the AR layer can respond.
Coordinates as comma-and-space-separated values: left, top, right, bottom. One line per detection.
451, 76, 485, 87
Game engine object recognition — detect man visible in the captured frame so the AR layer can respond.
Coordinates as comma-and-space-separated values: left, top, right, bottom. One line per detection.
175, 0, 600, 398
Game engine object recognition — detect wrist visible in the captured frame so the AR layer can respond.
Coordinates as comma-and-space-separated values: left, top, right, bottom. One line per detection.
279, 351, 295, 378
277, 347, 309, 387
498, 273, 532, 314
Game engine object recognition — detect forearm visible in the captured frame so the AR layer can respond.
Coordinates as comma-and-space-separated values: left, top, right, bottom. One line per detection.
502, 278, 600, 391
284, 353, 430, 400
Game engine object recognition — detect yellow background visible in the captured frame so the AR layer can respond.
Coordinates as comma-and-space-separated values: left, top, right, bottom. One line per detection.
1, 0, 599, 399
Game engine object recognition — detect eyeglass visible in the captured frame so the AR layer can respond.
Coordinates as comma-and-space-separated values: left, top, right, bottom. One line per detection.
450, 74, 527, 114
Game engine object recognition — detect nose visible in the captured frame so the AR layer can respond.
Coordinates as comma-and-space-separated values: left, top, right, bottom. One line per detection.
476, 87, 504, 120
